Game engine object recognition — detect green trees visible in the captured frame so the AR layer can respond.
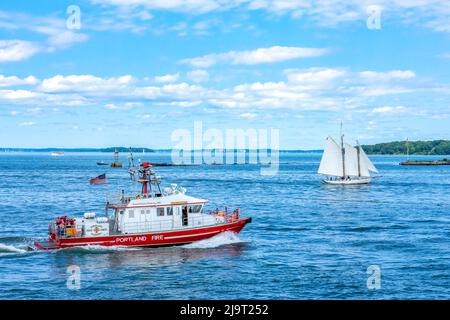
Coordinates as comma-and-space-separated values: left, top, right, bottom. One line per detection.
362, 140, 450, 155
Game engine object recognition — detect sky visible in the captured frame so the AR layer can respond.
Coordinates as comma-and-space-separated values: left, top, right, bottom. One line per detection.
0, 0, 450, 149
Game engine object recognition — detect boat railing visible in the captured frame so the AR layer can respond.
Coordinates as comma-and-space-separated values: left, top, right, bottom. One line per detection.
53, 223, 81, 239
120, 215, 221, 234
53, 212, 238, 239
105, 192, 167, 206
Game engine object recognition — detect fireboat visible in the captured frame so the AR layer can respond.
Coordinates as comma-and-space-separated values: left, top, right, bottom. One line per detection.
34, 162, 251, 250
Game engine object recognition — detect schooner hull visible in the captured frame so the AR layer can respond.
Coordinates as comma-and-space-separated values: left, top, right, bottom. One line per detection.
323, 178, 371, 185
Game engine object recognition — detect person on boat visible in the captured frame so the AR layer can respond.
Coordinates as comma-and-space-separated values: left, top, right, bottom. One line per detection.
57, 219, 65, 237
217, 209, 225, 222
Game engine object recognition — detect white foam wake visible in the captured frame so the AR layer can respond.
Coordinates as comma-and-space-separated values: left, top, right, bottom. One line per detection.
0, 243, 27, 253
183, 231, 245, 249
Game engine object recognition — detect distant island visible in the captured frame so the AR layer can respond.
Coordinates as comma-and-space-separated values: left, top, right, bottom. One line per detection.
362, 140, 450, 155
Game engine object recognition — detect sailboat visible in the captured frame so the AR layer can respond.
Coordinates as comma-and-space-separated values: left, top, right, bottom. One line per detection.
318, 136, 378, 185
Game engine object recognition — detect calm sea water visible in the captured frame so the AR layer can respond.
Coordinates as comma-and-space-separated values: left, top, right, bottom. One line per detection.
0, 152, 449, 299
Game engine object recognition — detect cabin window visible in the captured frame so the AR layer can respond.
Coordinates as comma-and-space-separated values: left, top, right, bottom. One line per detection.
140, 210, 145, 215
157, 207, 164, 217
191, 205, 203, 213
166, 207, 173, 216
128, 210, 134, 218
146, 210, 150, 215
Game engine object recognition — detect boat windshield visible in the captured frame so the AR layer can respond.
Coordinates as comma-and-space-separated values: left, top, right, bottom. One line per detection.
189, 205, 203, 213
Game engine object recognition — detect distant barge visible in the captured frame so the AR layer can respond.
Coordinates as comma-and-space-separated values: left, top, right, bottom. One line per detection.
400, 159, 450, 166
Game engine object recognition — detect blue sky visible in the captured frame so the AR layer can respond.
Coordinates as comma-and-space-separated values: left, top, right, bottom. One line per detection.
1, 0, 450, 149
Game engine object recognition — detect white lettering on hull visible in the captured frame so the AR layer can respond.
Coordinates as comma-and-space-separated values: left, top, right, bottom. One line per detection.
115, 236, 147, 244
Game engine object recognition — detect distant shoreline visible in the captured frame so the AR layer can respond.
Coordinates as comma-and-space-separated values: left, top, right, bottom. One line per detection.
362, 139, 450, 155
1, 149, 449, 156
2, 139, 450, 155
0, 148, 322, 153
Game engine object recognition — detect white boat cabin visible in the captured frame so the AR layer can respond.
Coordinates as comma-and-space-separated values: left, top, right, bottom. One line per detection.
109, 192, 218, 234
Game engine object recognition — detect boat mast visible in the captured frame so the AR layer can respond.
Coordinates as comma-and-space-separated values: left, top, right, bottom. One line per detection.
340, 122, 346, 178
356, 140, 361, 177
139, 163, 151, 195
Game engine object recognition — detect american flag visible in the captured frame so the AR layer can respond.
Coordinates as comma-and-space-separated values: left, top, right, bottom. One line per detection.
90, 173, 107, 185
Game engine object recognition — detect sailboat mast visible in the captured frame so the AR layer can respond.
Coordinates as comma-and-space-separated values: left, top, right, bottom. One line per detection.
340, 122, 346, 178
356, 140, 361, 177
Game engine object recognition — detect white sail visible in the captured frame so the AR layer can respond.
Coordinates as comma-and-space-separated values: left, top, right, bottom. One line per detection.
343, 143, 360, 176
318, 137, 343, 176
359, 147, 378, 174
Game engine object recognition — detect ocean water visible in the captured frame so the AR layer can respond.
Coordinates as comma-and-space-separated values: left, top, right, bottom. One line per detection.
0, 152, 449, 300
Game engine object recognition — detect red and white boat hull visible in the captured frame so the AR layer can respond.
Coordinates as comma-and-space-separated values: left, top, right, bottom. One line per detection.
34, 218, 251, 250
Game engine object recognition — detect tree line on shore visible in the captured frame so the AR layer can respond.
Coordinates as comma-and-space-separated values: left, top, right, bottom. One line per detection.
362, 140, 450, 155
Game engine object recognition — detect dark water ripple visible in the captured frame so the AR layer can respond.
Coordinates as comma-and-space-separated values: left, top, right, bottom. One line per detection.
0, 152, 449, 299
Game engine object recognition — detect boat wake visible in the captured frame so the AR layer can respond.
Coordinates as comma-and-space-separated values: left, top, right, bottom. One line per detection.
0, 243, 28, 254
183, 231, 245, 249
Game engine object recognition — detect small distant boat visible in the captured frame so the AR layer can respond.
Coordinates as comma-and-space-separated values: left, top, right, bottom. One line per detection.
50, 151, 64, 157
90, 173, 108, 185
111, 148, 122, 168
97, 161, 109, 166
318, 133, 378, 185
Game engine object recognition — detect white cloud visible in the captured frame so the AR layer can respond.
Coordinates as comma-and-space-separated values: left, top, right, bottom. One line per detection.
0, 89, 40, 100
0, 69, 441, 117
285, 68, 346, 84
153, 73, 179, 83
47, 31, 89, 51
27, 107, 42, 114
90, 1, 450, 34
19, 121, 35, 126
0, 11, 88, 62
0, 75, 38, 87
372, 106, 407, 114
187, 69, 209, 83
39, 75, 135, 93
0, 40, 40, 62
239, 112, 257, 119
181, 46, 329, 67
90, 0, 235, 14
105, 102, 143, 109
359, 70, 416, 81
